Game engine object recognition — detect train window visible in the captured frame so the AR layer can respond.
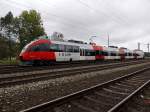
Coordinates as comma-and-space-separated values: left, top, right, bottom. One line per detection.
110, 52, 113, 56
129, 53, 132, 56
59, 44, 65, 52
66, 45, 73, 52
110, 52, 117, 56
85, 50, 90, 56
85, 50, 95, 56
50, 44, 59, 52
96, 50, 99, 55
99, 51, 103, 55
73, 46, 79, 52
96, 50, 103, 55
91, 50, 95, 56
116, 52, 118, 56
103, 51, 108, 56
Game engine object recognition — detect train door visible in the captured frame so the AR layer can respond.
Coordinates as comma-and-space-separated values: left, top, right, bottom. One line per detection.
80, 49, 85, 60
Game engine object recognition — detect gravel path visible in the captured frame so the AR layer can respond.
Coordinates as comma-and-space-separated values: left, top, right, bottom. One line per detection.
1, 62, 150, 112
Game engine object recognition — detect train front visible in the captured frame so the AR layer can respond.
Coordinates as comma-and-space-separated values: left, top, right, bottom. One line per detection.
19, 41, 35, 65
19, 39, 55, 65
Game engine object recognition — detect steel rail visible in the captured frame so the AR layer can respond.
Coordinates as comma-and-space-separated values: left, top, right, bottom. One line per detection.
0, 60, 148, 87
0, 59, 148, 74
20, 67, 150, 112
108, 80, 150, 112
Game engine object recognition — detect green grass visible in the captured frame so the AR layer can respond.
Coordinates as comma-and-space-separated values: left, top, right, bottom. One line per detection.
0, 58, 19, 65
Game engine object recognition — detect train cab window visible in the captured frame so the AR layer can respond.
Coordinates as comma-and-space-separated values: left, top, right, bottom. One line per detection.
30, 45, 40, 52
39, 43, 50, 51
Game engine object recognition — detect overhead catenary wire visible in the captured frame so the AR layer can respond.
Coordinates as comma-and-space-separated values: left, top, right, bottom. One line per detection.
75, 0, 130, 26
96, 0, 131, 25
2, 0, 138, 47
3, 0, 96, 34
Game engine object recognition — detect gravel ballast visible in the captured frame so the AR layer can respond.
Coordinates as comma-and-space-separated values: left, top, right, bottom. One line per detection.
1, 62, 150, 112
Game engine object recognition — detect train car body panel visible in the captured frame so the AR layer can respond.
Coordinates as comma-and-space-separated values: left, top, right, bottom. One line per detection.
103, 47, 120, 60
79, 44, 95, 61
51, 40, 80, 61
119, 48, 125, 61
93, 45, 104, 60
133, 50, 144, 59
19, 38, 145, 65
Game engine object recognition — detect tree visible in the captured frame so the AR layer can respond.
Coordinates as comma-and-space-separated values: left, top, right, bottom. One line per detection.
0, 12, 14, 61
0, 34, 17, 60
17, 10, 45, 50
0, 10, 46, 61
0, 36, 9, 59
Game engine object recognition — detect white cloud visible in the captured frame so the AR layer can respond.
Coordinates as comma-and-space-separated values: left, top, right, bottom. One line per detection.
0, 0, 150, 51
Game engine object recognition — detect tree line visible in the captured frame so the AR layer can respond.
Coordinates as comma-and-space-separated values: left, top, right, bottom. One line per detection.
0, 10, 45, 61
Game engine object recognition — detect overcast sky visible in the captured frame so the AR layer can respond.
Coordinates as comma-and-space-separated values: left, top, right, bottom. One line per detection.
0, 0, 150, 51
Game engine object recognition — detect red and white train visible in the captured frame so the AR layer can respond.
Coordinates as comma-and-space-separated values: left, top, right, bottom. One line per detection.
19, 38, 144, 65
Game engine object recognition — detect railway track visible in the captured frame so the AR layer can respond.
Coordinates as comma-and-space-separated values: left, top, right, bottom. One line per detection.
0, 59, 148, 74
20, 67, 150, 112
0, 60, 149, 87
117, 82, 150, 112
0, 60, 119, 74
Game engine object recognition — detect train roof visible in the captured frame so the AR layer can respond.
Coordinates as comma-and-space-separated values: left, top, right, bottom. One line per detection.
26, 39, 141, 53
